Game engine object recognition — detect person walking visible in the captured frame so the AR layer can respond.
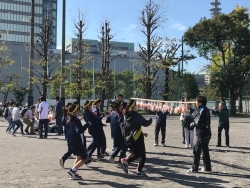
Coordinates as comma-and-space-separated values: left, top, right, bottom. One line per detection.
23, 105, 36, 135
11, 102, 24, 136
37, 96, 49, 139
55, 96, 64, 136
6, 101, 16, 133
187, 96, 212, 173
212, 102, 230, 147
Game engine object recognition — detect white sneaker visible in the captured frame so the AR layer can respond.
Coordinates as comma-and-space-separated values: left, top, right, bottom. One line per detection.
161, 143, 166, 147
7, 131, 11, 134
185, 145, 189, 148
187, 168, 198, 173
154, 143, 158, 147
108, 156, 114, 163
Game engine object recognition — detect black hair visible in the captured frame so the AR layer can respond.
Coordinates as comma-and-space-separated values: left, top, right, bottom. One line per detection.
123, 99, 136, 117
117, 94, 124, 98
16, 102, 21, 107
83, 100, 93, 112
196, 96, 207, 106
73, 101, 79, 105
40, 96, 46, 101
9, 101, 16, 106
29, 105, 35, 110
108, 100, 122, 110
67, 104, 79, 121
220, 101, 226, 106
93, 98, 101, 105
55, 96, 60, 100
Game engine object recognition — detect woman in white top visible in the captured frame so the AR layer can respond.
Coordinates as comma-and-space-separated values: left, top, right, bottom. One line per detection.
12, 102, 24, 136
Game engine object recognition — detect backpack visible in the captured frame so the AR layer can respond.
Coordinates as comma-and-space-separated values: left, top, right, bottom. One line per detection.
20, 108, 28, 118
3, 108, 9, 119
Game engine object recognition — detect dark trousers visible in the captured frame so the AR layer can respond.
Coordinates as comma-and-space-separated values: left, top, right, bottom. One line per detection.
192, 137, 211, 171
111, 138, 126, 163
217, 123, 229, 146
64, 124, 70, 140
39, 119, 49, 138
13, 120, 24, 134
62, 147, 73, 161
127, 139, 146, 172
87, 129, 101, 157
155, 120, 166, 144
56, 116, 63, 135
100, 127, 107, 154
182, 125, 185, 143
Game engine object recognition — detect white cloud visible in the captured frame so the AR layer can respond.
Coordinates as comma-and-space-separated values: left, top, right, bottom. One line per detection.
171, 22, 187, 31
125, 23, 137, 32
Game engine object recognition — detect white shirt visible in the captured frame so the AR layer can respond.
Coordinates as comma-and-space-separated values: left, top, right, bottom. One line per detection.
38, 101, 49, 119
12, 107, 20, 121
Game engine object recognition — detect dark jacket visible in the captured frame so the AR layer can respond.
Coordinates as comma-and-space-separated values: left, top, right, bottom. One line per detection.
67, 118, 85, 151
93, 107, 105, 127
109, 110, 123, 139
212, 108, 229, 124
194, 106, 211, 138
55, 101, 63, 117
155, 111, 168, 121
84, 110, 101, 134
125, 111, 152, 142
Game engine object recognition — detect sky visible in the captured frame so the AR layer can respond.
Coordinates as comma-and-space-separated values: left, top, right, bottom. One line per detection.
56, 0, 250, 73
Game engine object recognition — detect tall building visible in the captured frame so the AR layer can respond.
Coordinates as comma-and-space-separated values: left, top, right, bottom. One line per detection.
210, 0, 222, 17
0, 0, 57, 48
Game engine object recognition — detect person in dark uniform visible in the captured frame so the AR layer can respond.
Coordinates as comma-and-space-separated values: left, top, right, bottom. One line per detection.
212, 102, 230, 147
187, 96, 212, 173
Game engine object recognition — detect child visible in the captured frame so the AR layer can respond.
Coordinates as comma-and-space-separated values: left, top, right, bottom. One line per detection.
180, 104, 195, 148
66, 104, 89, 180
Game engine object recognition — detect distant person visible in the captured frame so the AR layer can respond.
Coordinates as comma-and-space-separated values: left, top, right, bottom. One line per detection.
35, 98, 41, 118
23, 105, 36, 135
37, 96, 49, 139
11, 102, 24, 137
55, 96, 64, 136
187, 96, 212, 173
212, 102, 230, 147
180, 97, 190, 144
6, 101, 16, 133
117, 94, 127, 109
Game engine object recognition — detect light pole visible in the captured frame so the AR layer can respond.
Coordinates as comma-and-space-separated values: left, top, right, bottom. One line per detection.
92, 59, 95, 100
114, 60, 116, 99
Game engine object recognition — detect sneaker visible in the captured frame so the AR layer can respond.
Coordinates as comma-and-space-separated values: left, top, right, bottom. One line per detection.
107, 156, 114, 163
226, 145, 230, 148
12, 133, 16, 137
200, 168, 211, 172
215, 145, 221, 147
7, 131, 11, 134
97, 154, 104, 159
185, 145, 189, 148
154, 143, 158, 147
101, 152, 109, 156
187, 168, 198, 173
59, 158, 65, 168
161, 143, 166, 147
37, 137, 43, 139
116, 163, 122, 168
136, 166, 147, 172
136, 171, 146, 176
67, 169, 78, 179
24, 129, 29, 135
121, 158, 128, 174
85, 157, 94, 165
30, 132, 36, 135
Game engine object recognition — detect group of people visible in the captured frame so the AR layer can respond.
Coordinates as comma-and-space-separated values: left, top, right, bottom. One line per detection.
2, 94, 230, 179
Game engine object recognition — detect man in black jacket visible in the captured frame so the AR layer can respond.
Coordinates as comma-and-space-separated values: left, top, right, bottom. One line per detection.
188, 96, 212, 173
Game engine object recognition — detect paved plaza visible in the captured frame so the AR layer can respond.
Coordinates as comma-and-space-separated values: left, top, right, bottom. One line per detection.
0, 115, 249, 188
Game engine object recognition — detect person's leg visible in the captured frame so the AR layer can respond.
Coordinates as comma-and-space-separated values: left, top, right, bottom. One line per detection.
6, 120, 13, 132
182, 125, 185, 144
192, 138, 202, 171
87, 132, 99, 158
18, 120, 24, 135
39, 119, 44, 138
217, 123, 223, 146
96, 128, 102, 156
160, 121, 166, 144
184, 128, 189, 147
23, 119, 31, 134
137, 142, 146, 172
154, 120, 161, 145
190, 130, 194, 148
56, 117, 63, 135
224, 123, 230, 146
201, 138, 211, 171
100, 128, 107, 154
12, 121, 21, 134
44, 119, 49, 138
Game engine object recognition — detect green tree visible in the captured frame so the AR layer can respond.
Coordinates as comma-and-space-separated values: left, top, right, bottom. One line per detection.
184, 6, 250, 115
12, 87, 30, 104
181, 73, 200, 99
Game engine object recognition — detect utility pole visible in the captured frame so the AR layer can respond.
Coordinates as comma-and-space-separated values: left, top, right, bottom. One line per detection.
60, 0, 66, 104
28, 0, 35, 107
228, 40, 231, 115
181, 36, 184, 98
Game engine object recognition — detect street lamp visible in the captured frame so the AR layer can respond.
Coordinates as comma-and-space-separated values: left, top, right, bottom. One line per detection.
65, 60, 72, 100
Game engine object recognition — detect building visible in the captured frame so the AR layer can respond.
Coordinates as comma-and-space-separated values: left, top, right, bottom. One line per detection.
0, 0, 57, 48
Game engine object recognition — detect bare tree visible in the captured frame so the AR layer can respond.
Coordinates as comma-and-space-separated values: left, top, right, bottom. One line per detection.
71, 12, 92, 106
138, 0, 163, 99
99, 21, 115, 111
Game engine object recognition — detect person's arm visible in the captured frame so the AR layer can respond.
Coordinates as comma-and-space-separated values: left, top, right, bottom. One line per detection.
136, 113, 152, 127
195, 108, 210, 128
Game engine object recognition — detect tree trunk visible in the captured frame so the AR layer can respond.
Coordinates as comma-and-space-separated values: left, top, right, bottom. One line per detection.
162, 68, 169, 101
238, 90, 243, 113
100, 88, 105, 111
145, 64, 151, 99
230, 90, 237, 116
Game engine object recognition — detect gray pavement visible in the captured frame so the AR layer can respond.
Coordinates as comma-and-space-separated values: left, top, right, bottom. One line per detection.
0, 115, 249, 188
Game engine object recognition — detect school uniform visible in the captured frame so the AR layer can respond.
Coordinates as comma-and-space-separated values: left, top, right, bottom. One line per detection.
191, 106, 212, 172
212, 108, 230, 146
154, 111, 168, 145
